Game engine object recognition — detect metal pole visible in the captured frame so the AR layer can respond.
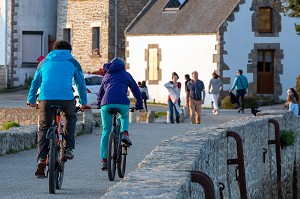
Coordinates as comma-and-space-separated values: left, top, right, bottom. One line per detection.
4, 0, 8, 88
114, 0, 118, 57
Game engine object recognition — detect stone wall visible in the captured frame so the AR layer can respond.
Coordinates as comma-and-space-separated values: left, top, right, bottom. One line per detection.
0, 107, 37, 129
102, 111, 300, 198
0, 66, 5, 89
56, 0, 148, 73
0, 108, 94, 156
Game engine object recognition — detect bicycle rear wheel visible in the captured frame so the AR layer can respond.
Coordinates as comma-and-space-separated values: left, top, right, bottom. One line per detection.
56, 141, 65, 189
107, 132, 117, 181
48, 137, 57, 194
117, 143, 127, 178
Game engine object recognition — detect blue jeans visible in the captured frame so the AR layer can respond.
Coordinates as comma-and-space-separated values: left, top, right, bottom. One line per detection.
168, 100, 180, 123
100, 104, 129, 159
236, 90, 245, 110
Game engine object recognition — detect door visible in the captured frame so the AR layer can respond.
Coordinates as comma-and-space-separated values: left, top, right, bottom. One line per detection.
257, 50, 274, 94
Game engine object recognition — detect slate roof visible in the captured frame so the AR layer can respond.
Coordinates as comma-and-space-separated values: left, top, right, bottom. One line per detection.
126, 0, 240, 35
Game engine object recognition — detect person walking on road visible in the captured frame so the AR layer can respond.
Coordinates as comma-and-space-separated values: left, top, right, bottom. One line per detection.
97, 57, 143, 170
184, 74, 191, 107
186, 71, 205, 124
208, 72, 222, 115
164, 72, 182, 124
139, 81, 149, 112
27, 40, 89, 177
229, 69, 248, 113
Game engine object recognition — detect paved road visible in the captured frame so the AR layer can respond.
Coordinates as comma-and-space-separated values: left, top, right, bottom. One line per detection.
0, 90, 284, 198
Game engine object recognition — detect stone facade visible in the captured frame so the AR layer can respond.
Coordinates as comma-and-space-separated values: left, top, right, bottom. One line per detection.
102, 111, 300, 198
0, 66, 5, 89
56, 0, 148, 73
0, 107, 37, 129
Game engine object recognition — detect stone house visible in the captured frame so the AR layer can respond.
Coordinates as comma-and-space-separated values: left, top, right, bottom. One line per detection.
56, 0, 149, 73
0, 0, 57, 90
125, 0, 300, 107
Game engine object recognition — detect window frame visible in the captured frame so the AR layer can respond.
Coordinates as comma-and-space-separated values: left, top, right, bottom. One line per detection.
63, 28, 71, 43
92, 27, 100, 55
163, 0, 188, 11
257, 49, 274, 73
258, 7, 273, 33
21, 31, 43, 68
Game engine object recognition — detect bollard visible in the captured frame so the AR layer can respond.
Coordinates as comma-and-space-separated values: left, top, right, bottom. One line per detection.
129, 111, 137, 123
83, 109, 93, 134
183, 105, 189, 118
166, 110, 170, 123
147, 110, 155, 123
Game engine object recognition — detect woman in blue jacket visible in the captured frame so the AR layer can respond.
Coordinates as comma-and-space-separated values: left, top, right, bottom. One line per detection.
97, 58, 143, 170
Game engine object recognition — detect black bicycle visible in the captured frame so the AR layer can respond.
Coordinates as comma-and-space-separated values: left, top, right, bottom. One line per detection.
42, 105, 67, 194
107, 107, 135, 181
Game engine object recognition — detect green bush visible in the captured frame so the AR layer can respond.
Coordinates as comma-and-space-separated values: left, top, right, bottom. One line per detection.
2, 121, 20, 130
155, 112, 167, 118
221, 96, 238, 109
280, 129, 296, 148
221, 94, 275, 109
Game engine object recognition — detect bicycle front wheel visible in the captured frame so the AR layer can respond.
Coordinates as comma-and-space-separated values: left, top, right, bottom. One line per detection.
107, 132, 117, 181
48, 137, 57, 194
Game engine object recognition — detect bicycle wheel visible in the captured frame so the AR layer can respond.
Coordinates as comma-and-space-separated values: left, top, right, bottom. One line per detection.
107, 131, 117, 181
56, 140, 65, 189
117, 142, 127, 178
48, 137, 57, 194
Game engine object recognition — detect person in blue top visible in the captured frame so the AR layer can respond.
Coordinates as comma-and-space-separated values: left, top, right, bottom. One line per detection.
229, 69, 248, 113
97, 57, 143, 170
27, 40, 88, 177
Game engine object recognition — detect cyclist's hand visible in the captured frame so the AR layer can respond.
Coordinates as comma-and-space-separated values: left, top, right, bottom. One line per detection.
80, 104, 91, 111
26, 101, 37, 107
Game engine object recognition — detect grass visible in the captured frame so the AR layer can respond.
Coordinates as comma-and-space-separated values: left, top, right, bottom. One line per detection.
155, 112, 167, 118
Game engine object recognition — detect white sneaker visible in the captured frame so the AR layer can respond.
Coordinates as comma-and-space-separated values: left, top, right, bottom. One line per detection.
212, 109, 215, 114
215, 110, 219, 115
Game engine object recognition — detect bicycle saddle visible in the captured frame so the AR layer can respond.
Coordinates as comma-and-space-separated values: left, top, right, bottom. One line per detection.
108, 108, 120, 114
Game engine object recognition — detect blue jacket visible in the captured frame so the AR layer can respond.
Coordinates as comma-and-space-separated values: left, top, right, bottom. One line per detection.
27, 50, 87, 105
230, 74, 248, 91
97, 58, 143, 109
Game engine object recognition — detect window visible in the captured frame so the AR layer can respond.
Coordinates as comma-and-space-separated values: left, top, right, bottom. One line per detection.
259, 7, 273, 33
257, 50, 274, 72
92, 27, 100, 55
164, 0, 188, 11
63, 28, 71, 43
22, 31, 43, 67
148, 48, 159, 81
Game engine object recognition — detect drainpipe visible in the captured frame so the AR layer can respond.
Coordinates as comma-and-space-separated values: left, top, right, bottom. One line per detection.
4, 0, 8, 88
114, 0, 118, 57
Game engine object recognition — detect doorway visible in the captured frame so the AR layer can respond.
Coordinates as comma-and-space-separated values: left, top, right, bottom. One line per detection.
257, 49, 274, 94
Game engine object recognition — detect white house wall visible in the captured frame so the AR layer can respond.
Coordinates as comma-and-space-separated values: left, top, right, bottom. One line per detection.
223, 0, 300, 99
14, 0, 57, 86
127, 35, 217, 107
0, 0, 5, 65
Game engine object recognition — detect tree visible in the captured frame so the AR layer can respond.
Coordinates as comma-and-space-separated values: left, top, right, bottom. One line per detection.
278, 0, 300, 34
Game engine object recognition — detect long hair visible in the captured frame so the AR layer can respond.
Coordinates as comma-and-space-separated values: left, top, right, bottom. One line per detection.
289, 88, 299, 103
141, 81, 147, 88
287, 94, 297, 104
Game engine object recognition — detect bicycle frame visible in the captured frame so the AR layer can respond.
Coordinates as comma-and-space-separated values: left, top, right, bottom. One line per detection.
46, 105, 66, 194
